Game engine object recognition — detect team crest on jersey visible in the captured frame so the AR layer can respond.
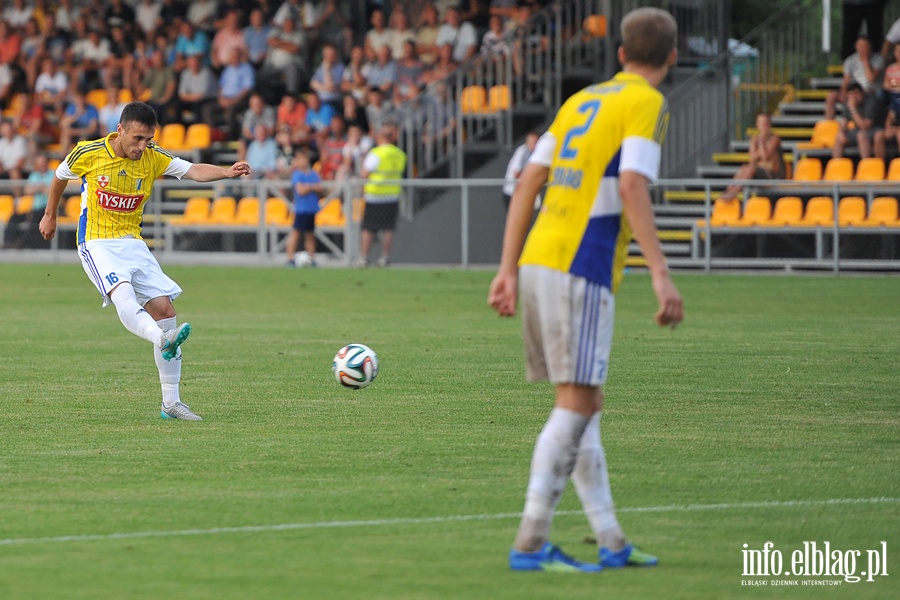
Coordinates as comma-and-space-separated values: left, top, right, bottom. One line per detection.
98, 175, 109, 188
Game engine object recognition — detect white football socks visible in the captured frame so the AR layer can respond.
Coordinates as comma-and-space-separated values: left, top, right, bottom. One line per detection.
154, 316, 182, 409
514, 407, 590, 552
572, 412, 626, 550
111, 284, 165, 347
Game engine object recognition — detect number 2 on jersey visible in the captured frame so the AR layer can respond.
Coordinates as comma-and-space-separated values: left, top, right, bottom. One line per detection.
559, 100, 601, 160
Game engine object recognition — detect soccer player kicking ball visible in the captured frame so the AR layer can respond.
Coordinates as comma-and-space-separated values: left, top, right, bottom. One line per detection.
488, 8, 684, 572
40, 102, 251, 421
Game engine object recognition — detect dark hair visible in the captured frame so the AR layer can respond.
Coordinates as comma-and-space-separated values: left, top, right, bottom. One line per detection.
119, 101, 158, 129
847, 82, 863, 93
621, 8, 678, 68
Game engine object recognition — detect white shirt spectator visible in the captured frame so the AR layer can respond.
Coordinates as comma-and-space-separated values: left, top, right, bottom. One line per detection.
0, 131, 28, 171
35, 70, 69, 97
502, 143, 532, 195
186, 0, 217, 31
135, 0, 163, 37
886, 17, 900, 46
843, 52, 885, 92
3, 4, 33, 29
436, 21, 478, 63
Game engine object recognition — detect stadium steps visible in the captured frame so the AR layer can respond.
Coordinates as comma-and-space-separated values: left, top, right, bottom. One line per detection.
696, 164, 740, 178
808, 76, 842, 90
729, 139, 800, 153
779, 101, 826, 114
712, 152, 794, 165
745, 126, 814, 140
771, 114, 822, 127
796, 89, 830, 101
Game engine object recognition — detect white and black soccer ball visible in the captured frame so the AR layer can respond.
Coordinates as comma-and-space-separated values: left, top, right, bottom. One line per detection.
332, 344, 379, 389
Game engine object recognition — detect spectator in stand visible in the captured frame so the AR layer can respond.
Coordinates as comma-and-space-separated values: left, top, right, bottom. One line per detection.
341, 93, 369, 133
244, 8, 272, 69
500, 131, 538, 211
318, 114, 348, 180
481, 14, 513, 61
106, 25, 135, 90
98, 86, 127, 135
422, 81, 456, 147
174, 21, 212, 71
873, 96, 900, 162
304, 92, 336, 148
387, 10, 417, 61
0, 119, 29, 182
274, 125, 297, 178
138, 48, 177, 125
211, 10, 248, 72
245, 123, 280, 179
841, 0, 888, 61
365, 9, 391, 62
367, 45, 398, 97
833, 82, 887, 159
340, 123, 374, 179
0, 60, 13, 112
883, 42, 900, 106
276, 94, 309, 145
365, 86, 392, 137
186, 0, 219, 34
260, 14, 308, 97
310, 43, 346, 113
721, 114, 785, 201
238, 93, 277, 159
20, 18, 44, 90
58, 92, 100, 152
0, 23, 23, 74
272, 0, 302, 27
217, 47, 256, 139
105, 0, 136, 37
436, 5, 478, 63
135, 0, 163, 39
416, 4, 441, 67
423, 43, 458, 86
53, 0, 80, 34
34, 57, 68, 113
883, 16, 900, 61
342, 45, 370, 102
459, 0, 490, 34
3, 153, 53, 249
70, 26, 112, 92
178, 53, 218, 125
394, 40, 425, 105
285, 148, 324, 268
39, 14, 72, 68
3, 0, 33, 29
311, 0, 353, 59
490, 0, 520, 19
14, 93, 56, 158
510, 2, 549, 76
826, 37, 884, 119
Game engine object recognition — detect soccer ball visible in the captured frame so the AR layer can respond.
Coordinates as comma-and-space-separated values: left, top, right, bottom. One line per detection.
332, 344, 379, 389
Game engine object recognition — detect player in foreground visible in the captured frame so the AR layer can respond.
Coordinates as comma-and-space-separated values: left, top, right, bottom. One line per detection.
40, 101, 251, 421
488, 8, 684, 572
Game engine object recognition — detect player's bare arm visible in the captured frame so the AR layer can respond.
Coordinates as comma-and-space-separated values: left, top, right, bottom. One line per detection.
184, 161, 252, 182
619, 170, 684, 328
488, 162, 549, 317
39, 176, 71, 241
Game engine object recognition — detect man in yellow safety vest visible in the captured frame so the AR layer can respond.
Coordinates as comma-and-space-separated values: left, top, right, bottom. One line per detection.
355, 124, 407, 267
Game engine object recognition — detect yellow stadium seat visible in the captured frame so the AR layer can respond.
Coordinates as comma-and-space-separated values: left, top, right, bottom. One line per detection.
57, 196, 82, 224
15, 196, 34, 214
184, 123, 212, 150
158, 123, 186, 151
1, 93, 26, 119
794, 119, 839, 150
857, 197, 899, 226
488, 85, 511, 111
768, 196, 804, 226
823, 158, 853, 181
797, 196, 835, 226
118, 88, 133, 103
733, 196, 771, 226
207, 196, 237, 224
854, 157, 885, 181
696, 198, 741, 229
583, 14, 607, 37
315, 198, 346, 228
792, 157, 822, 181
0, 195, 14, 223
234, 197, 262, 225
837, 196, 867, 226
265, 198, 291, 225
85, 89, 108, 109
888, 159, 900, 182
460, 86, 488, 114
171, 197, 211, 225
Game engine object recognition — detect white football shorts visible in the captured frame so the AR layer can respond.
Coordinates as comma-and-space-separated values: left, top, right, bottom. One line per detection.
78, 237, 182, 307
519, 264, 615, 386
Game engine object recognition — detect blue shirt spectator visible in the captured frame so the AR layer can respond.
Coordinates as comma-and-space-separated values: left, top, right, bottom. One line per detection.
292, 168, 323, 215
219, 57, 256, 100
174, 22, 211, 64
243, 8, 271, 66
305, 96, 336, 132
65, 101, 100, 129
246, 128, 279, 178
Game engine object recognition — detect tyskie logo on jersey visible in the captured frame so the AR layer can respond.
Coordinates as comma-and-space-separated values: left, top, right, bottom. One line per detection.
97, 190, 144, 212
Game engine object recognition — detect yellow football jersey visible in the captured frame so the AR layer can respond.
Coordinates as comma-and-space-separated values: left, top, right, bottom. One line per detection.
519, 72, 668, 294
63, 133, 178, 243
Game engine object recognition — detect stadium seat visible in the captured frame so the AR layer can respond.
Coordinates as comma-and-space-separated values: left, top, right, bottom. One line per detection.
733, 196, 771, 226
1, 93, 26, 119
854, 157, 885, 181
822, 158, 853, 181
768, 196, 804, 226
234, 197, 262, 225
118, 88, 133, 103
57, 196, 82, 224
797, 196, 835, 226
792, 157, 822, 181
460, 86, 488, 114
207, 196, 237, 224
794, 119, 839, 150
488, 85, 511, 111
170, 197, 211, 225
15, 196, 34, 214
583, 14, 607, 37
837, 196, 866, 226
857, 197, 899, 226
85, 89, 108, 109
184, 123, 212, 150
696, 198, 741, 229
158, 123, 186, 150
315, 198, 346, 228
265, 197, 291, 225
0, 195, 14, 223
885, 158, 900, 182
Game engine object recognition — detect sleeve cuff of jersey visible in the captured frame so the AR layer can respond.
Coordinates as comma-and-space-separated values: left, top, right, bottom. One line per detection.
165, 157, 193, 179
528, 132, 556, 166
55, 161, 77, 180
620, 136, 661, 183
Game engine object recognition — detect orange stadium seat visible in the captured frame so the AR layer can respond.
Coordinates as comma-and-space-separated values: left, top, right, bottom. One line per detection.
118, 88, 133, 103
234, 197, 262, 225
460, 86, 488, 114
854, 158, 885, 181
857, 197, 899, 226
768, 197, 804, 226
170, 197, 211, 225
733, 196, 771, 226
57, 196, 82, 224
792, 157, 822, 181
794, 119, 839, 150
887, 158, 900, 182
823, 158, 853, 181
584, 15, 607, 38
837, 196, 867, 226
315, 199, 346, 228
15, 196, 34, 214
696, 198, 741, 229
184, 123, 212, 150
797, 197, 835, 226
207, 196, 237, 224
0, 195, 14, 223
265, 198, 291, 225
158, 123, 186, 150
85, 89, 108, 109
488, 85, 511, 111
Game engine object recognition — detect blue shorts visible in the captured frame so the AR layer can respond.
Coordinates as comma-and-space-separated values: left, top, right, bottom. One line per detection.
293, 212, 316, 233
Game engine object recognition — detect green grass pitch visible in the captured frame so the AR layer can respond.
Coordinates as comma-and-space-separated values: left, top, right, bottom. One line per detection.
0, 264, 897, 599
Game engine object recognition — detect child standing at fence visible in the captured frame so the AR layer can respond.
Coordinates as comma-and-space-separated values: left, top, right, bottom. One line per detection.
286, 149, 324, 268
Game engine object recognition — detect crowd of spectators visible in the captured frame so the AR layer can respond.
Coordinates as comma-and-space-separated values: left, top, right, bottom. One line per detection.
0, 0, 552, 189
